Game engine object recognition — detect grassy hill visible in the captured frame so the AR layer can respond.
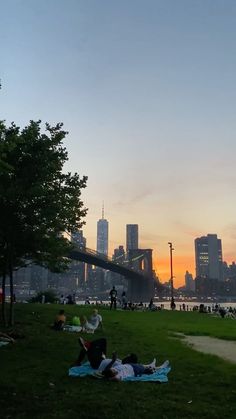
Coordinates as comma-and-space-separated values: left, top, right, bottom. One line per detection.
1, 303, 236, 419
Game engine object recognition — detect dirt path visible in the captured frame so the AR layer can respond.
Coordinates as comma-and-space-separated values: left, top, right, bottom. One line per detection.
180, 335, 236, 364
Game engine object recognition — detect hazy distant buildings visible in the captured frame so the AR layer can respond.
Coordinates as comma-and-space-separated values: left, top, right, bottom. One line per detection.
126, 224, 138, 252
70, 230, 86, 289
71, 229, 86, 249
229, 262, 236, 281
113, 245, 125, 263
185, 271, 195, 292
109, 245, 127, 289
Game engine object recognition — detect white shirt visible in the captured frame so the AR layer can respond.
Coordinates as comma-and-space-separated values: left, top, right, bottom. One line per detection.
113, 364, 135, 380
98, 358, 122, 372
89, 314, 102, 328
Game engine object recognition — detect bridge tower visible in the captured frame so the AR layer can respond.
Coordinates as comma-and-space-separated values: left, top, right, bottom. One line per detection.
127, 249, 154, 302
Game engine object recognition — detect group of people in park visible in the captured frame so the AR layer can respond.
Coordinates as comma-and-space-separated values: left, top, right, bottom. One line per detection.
109, 287, 155, 311
51, 286, 168, 381
49, 283, 172, 381
52, 308, 103, 332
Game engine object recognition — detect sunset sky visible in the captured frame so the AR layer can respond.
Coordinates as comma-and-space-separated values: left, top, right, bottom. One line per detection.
1, 1, 236, 286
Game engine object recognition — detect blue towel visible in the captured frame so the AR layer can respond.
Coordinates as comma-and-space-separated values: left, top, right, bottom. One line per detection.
69, 362, 171, 383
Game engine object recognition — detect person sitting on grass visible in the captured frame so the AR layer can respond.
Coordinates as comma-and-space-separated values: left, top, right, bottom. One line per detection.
52, 309, 66, 331
80, 309, 103, 333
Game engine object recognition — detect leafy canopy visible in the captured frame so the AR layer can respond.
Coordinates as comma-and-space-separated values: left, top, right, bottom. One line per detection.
0, 120, 88, 273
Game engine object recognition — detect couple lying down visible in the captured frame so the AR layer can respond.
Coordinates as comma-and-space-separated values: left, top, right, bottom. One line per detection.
72, 337, 169, 381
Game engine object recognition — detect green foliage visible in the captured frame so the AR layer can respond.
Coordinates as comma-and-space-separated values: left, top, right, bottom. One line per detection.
0, 120, 88, 274
1, 305, 236, 418
29, 290, 58, 304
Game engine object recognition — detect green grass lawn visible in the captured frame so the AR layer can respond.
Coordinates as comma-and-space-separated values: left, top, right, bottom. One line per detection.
1, 303, 236, 419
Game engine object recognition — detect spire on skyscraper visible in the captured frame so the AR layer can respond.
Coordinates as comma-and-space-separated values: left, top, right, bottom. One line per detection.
102, 201, 104, 220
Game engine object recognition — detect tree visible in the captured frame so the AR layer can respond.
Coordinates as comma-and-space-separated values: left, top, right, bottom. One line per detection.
0, 120, 87, 325
29, 290, 57, 304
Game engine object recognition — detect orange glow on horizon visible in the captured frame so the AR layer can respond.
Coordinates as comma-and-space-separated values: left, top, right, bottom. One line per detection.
153, 254, 195, 288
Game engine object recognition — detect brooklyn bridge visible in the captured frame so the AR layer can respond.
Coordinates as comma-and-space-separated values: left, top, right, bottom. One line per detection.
69, 245, 155, 302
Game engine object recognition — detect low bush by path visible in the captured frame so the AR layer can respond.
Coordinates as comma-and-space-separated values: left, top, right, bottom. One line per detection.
1, 303, 236, 419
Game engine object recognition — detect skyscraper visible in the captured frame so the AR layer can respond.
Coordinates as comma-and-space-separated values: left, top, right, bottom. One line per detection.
126, 224, 138, 252
71, 230, 86, 249
195, 234, 223, 281
185, 271, 195, 292
97, 205, 108, 256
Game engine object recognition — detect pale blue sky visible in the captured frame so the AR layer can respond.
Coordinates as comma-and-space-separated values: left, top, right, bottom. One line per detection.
1, 0, 236, 283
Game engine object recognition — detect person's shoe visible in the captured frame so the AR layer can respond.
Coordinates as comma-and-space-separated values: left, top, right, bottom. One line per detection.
149, 358, 157, 368
156, 360, 170, 370
78, 337, 90, 351
160, 360, 169, 369
146, 358, 156, 369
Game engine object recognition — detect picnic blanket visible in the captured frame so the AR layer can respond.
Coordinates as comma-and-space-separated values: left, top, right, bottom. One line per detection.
63, 325, 82, 333
68, 362, 171, 382
0, 341, 10, 348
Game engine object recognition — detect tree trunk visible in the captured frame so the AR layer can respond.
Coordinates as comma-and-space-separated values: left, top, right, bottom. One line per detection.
1, 272, 7, 326
9, 253, 14, 326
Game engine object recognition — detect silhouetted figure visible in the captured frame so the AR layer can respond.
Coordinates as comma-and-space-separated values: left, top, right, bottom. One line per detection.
219, 307, 226, 318
67, 295, 74, 305
121, 291, 127, 309
149, 298, 154, 309
170, 298, 176, 310
109, 286, 117, 310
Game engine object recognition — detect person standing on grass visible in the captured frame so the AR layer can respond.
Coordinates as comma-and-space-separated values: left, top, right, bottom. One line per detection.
109, 286, 117, 310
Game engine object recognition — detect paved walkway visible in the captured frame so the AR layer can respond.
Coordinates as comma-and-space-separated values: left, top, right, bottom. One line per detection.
181, 334, 236, 364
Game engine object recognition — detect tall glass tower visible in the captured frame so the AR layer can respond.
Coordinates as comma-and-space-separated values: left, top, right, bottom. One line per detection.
97, 204, 108, 256
126, 224, 139, 252
195, 234, 223, 280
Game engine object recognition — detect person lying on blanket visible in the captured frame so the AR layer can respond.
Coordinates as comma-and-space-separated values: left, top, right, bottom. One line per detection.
72, 337, 164, 380
101, 352, 158, 381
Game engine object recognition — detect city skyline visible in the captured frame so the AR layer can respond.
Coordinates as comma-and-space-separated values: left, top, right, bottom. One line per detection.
84, 212, 236, 287
1, 1, 236, 287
